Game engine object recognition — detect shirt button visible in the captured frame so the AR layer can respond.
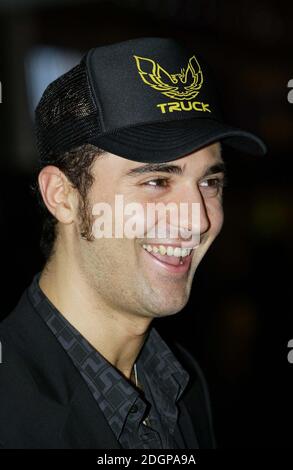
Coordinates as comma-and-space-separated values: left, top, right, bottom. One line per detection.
129, 404, 139, 413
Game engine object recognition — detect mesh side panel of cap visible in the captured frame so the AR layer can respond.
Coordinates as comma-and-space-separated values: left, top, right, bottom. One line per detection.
35, 60, 101, 163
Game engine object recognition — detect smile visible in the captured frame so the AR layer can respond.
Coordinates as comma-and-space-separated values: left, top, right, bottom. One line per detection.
142, 244, 194, 257
141, 243, 198, 274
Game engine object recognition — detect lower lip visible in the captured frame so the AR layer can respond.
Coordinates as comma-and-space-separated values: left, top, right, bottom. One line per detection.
141, 247, 193, 275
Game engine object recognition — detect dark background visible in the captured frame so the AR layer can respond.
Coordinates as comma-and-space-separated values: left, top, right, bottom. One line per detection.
0, 0, 292, 448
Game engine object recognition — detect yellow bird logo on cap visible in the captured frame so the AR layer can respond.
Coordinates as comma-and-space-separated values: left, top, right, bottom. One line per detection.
134, 55, 203, 101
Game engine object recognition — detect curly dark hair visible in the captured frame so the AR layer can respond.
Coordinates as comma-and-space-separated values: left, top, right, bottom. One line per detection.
31, 144, 105, 261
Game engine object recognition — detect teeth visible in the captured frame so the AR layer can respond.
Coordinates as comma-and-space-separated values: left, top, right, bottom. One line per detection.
142, 244, 196, 258
166, 246, 173, 256
173, 247, 181, 257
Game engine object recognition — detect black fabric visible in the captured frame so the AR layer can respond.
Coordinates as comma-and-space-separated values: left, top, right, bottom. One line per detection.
0, 278, 216, 449
34, 37, 266, 164
86, 38, 222, 129
94, 118, 266, 163
35, 62, 101, 163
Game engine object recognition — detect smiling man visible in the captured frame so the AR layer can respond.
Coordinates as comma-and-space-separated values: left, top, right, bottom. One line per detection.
0, 37, 266, 449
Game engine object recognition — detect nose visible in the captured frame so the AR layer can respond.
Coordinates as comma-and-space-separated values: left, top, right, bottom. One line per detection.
169, 183, 211, 242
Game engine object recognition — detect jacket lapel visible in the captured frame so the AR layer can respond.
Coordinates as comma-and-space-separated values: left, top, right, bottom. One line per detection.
60, 380, 122, 449
177, 397, 200, 449
2, 290, 122, 449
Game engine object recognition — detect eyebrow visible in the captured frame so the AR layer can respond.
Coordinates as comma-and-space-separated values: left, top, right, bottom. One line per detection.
202, 162, 226, 177
124, 161, 226, 178
125, 163, 185, 176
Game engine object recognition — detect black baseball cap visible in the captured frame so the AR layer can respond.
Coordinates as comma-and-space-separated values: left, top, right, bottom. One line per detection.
35, 37, 267, 163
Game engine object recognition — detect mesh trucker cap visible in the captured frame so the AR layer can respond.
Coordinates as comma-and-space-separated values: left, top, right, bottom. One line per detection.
35, 37, 267, 164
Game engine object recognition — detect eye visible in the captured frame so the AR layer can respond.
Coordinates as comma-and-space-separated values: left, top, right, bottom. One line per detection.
199, 176, 226, 197
142, 178, 170, 189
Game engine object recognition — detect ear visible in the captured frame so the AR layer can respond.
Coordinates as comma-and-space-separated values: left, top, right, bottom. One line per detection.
38, 165, 78, 225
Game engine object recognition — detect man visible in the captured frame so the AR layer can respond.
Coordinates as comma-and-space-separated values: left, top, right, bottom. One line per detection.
0, 37, 266, 449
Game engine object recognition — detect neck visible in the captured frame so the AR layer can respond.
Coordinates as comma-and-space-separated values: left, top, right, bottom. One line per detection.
39, 249, 152, 381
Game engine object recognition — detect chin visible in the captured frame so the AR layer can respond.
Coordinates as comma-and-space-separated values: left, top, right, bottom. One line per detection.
150, 296, 189, 318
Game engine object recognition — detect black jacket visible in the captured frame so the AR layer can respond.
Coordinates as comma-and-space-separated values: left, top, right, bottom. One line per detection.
0, 288, 216, 449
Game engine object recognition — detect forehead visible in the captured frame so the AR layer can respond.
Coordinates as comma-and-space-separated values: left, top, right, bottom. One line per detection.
177, 142, 223, 166
94, 142, 223, 177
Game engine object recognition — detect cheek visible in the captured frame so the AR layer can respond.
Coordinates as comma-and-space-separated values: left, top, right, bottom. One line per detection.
207, 200, 224, 235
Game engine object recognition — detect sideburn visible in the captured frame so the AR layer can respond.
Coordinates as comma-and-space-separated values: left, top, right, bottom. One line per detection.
78, 192, 95, 241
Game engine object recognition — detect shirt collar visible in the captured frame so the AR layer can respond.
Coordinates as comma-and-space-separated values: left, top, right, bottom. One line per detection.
140, 327, 190, 402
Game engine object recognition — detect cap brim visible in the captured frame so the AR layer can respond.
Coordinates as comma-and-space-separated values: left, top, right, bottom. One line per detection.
93, 118, 267, 163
